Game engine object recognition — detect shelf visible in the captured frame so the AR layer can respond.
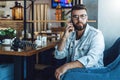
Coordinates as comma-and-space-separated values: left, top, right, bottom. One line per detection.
27, 20, 96, 23
0, 19, 96, 23
0, 19, 23, 22
0, 0, 31, 1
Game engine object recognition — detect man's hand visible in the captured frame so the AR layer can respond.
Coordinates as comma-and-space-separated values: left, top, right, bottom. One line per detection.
63, 23, 74, 39
55, 63, 69, 80
57, 22, 74, 51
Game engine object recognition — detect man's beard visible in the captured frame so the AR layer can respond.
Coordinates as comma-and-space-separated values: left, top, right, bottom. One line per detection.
72, 21, 87, 31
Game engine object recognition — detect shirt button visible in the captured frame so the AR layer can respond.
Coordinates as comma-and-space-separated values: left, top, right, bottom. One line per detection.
82, 48, 84, 51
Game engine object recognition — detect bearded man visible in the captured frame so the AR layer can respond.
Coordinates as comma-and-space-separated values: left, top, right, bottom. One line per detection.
54, 4, 105, 80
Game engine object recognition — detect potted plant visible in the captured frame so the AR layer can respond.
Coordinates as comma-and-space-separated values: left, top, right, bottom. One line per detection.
61, 9, 71, 27
0, 28, 16, 42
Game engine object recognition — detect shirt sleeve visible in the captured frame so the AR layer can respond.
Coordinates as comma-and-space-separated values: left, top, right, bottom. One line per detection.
77, 31, 105, 68
54, 36, 72, 59
54, 45, 68, 59
54, 32, 75, 59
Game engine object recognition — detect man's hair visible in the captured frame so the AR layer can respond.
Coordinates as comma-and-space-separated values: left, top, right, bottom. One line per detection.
71, 4, 87, 12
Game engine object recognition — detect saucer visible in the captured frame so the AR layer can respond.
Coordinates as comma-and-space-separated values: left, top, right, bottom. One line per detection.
2, 42, 11, 46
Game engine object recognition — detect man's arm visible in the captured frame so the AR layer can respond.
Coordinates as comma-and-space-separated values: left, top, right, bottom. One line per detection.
55, 61, 84, 80
57, 23, 74, 51
57, 36, 67, 51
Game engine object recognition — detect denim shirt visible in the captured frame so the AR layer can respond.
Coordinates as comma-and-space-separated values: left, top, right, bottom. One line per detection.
54, 24, 105, 68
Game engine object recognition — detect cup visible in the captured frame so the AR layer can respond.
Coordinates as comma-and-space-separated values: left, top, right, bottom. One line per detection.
2, 39, 12, 45
36, 35, 42, 40
41, 36, 47, 46
35, 40, 42, 47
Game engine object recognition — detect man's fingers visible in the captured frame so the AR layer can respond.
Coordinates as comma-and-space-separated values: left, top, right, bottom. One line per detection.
58, 73, 62, 80
55, 71, 62, 80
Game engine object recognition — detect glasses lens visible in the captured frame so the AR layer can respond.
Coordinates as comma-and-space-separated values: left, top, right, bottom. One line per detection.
72, 14, 87, 19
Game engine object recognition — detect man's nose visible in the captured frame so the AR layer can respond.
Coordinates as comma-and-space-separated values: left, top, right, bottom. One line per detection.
78, 17, 82, 22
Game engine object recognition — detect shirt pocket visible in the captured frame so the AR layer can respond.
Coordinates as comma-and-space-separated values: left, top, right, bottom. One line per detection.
78, 44, 90, 56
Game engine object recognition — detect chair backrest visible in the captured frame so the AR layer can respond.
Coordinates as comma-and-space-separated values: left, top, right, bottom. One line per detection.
103, 37, 120, 66
28, 3, 48, 33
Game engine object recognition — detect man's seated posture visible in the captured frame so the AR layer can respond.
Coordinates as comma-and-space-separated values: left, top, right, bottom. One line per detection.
37, 4, 105, 80
54, 4, 105, 80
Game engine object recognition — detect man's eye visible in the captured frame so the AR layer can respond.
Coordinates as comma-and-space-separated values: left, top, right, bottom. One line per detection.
73, 15, 78, 18
81, 14, 87, 17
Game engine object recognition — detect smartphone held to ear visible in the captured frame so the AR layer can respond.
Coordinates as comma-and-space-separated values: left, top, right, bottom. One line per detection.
68, 25, 74, 32
69, 29, 73, 32
67, 20, 74, 32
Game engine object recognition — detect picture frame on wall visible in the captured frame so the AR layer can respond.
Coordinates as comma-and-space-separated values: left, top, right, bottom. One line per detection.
51, 0, 73, 8
0, 1, 6, 7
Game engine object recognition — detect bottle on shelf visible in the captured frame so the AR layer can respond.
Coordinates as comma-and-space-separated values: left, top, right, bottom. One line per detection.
11, 1, 23, 20
55, 3, 62, 20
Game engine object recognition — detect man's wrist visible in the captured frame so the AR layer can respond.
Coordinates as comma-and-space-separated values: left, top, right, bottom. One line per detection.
61, 37, 67, 41
63, 63, 71, 70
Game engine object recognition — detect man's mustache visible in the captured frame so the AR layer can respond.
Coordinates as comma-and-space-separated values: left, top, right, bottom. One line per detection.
76, 22, 83, 25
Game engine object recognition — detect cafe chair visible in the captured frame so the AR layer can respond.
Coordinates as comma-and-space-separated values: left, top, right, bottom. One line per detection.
60, 37, 120, 80
0, 64, 14, 80
0, 55, 14, 80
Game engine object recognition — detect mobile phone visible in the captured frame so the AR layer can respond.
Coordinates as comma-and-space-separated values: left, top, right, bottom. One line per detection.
68, 20, 73, 32
69, 29, 73, 32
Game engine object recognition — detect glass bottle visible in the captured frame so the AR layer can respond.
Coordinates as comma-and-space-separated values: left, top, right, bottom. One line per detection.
12, 1, 23, 20
55, 3, 62, 20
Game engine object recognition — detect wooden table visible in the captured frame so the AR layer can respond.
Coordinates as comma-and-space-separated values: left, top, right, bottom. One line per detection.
0, 41, 58, 80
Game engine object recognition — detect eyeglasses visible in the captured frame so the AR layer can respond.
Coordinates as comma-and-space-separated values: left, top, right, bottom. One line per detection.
72, 14, 87, 20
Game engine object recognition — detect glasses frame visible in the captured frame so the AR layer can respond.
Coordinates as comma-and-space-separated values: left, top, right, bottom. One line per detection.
72, 14, 87, 20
